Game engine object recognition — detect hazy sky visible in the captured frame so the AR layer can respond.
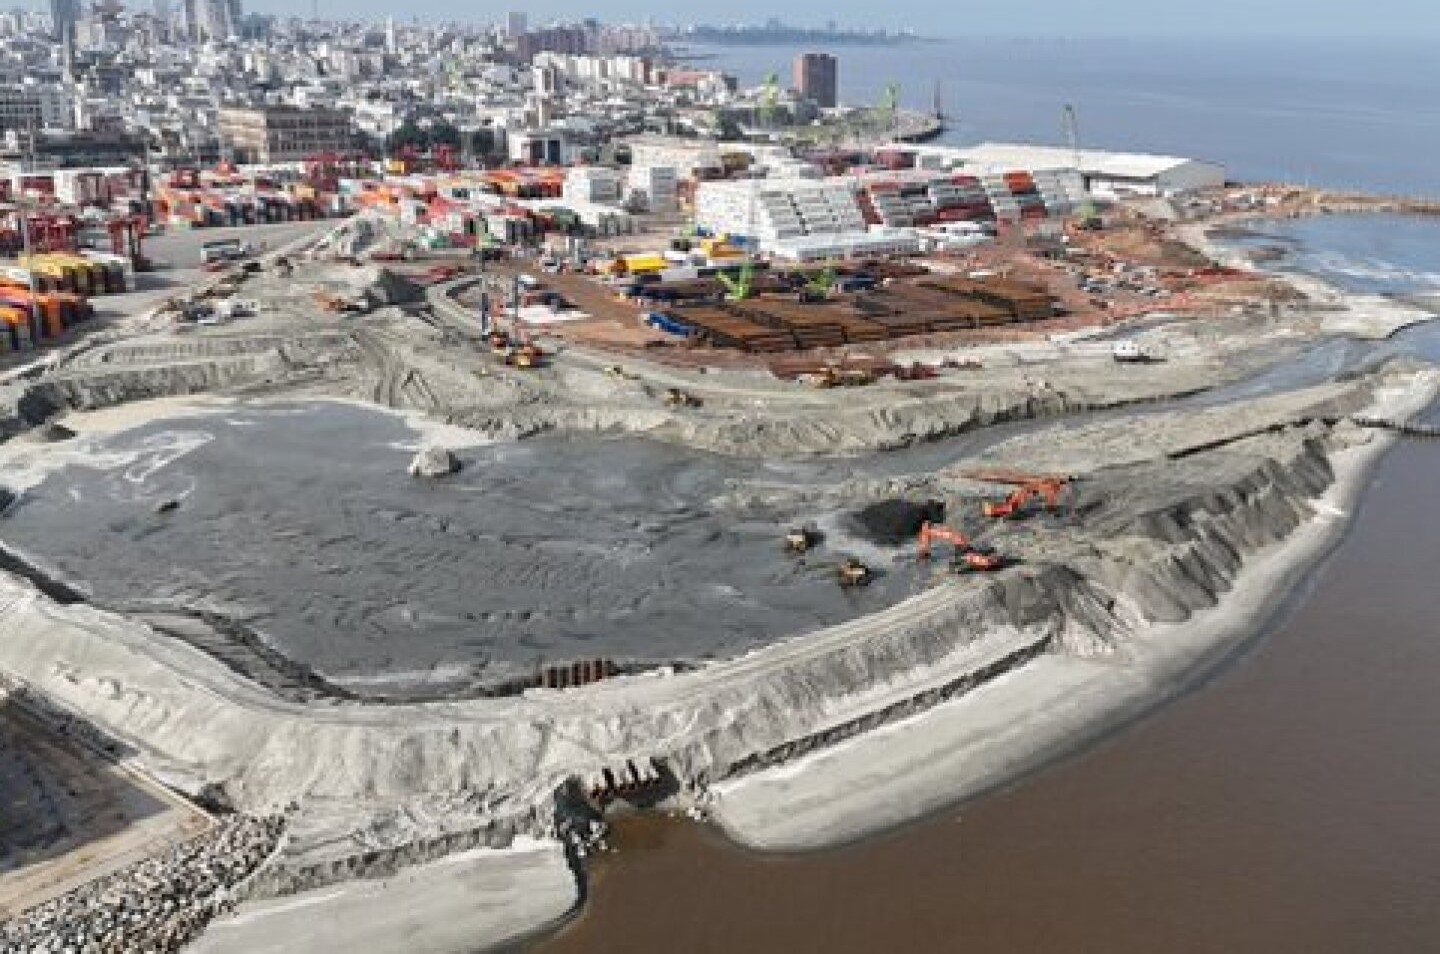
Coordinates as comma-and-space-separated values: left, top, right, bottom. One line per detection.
259, 0, 1437, 38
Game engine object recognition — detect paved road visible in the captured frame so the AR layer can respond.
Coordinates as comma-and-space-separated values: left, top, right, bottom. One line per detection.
142, 220, 331, 271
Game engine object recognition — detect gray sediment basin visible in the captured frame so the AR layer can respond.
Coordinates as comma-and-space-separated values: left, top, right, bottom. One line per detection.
0, 402, 924, 696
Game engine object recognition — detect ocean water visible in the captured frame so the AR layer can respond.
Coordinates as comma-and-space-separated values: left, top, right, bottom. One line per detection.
690, 38, 1440, 196
1229, 214, 1440, 296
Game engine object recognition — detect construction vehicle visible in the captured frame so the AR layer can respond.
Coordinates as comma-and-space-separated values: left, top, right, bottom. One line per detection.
798, 365, 877, 389
837, 557, 873, 588
784, 526, 823, 554
915, 522, 1005, 572
504, 327, 545, 369
486, 329, 512, 355
314, 291, 368, 315
664, 387, 702, 408
979, 476, 1070, 520
505, 346, 538, 369
1112, 340, 1161, 364
201, 238, 253, 265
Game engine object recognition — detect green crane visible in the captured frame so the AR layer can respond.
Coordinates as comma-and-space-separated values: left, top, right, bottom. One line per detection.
717, 262, 756, 301
879, 83, 901, 138
802, 267, 837, 300
1063, 104, 1102, 229
758, 71, 781, 131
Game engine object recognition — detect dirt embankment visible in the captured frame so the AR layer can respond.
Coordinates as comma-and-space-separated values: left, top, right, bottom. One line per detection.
13, 318, 1298, 468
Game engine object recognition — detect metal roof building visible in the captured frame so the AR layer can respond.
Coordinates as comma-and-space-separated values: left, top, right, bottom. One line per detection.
950, 143, 1226, 197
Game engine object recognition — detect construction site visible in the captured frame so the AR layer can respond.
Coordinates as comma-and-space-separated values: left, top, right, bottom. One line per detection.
1, 149, 1439, 953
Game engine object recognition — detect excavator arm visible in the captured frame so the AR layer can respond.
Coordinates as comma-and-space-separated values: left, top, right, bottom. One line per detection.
917, 522, 1005, 572
981, 477, 1070, 519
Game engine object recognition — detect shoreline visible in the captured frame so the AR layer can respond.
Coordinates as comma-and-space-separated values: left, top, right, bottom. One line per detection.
187, 839, 576, 954
1176, 215, 1440, 341
708, 366, 1438, 850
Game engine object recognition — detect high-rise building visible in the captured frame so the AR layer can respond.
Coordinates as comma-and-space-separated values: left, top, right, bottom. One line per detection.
179, 0, 198, 40
505, 11, 526, 38
515, 25, 588, 64
196, 0, 232, 38
48, 0, 80, 41
793, 52, 838, 110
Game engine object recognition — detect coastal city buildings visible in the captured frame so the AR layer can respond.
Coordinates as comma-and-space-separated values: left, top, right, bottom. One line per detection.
218, 105, 353, 163
0, 86, 45, 133
0, 9, 720, 171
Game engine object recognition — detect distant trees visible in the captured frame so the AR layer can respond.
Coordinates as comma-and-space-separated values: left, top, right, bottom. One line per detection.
385, 120, 461, 153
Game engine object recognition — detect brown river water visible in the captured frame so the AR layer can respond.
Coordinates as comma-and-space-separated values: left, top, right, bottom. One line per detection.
536, 433, 1440, 954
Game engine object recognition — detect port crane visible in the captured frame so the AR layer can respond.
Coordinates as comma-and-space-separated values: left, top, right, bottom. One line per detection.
879, 83, 901, 139
719, 74, 781, 303
1063, 104, 1102, 229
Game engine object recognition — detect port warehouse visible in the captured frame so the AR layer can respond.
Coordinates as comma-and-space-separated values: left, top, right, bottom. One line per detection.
941, 143, 1227, 198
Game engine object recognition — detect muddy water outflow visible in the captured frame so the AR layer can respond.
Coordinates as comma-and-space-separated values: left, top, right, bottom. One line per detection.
537, 411, 1440, 954
0, 402, 936, 697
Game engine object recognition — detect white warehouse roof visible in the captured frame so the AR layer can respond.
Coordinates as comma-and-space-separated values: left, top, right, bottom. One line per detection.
948, 142, 1225, 194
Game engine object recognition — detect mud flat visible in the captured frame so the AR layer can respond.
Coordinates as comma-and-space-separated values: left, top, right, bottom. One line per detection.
0, 401, 922, 696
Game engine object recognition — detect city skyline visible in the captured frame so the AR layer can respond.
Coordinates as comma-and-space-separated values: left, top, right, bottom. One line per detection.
16, 1, 1440, 38
225, 2, 1435, 39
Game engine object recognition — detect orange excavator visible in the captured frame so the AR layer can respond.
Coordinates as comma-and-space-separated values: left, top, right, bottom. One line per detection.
977, 475, 1070, 520
916, 522, 1005, 572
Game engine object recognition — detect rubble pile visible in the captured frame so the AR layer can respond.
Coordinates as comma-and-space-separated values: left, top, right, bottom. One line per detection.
0, 815, 284, 954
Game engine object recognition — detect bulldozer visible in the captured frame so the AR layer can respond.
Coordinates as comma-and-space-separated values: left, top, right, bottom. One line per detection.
486, 329, 512, 355
314, 291, 368, 315
784, 526, 823, 554
797, 365, 876, 389
915, 522, 1005, 572
980, 477, 1070, 520
505, 342, 545, 370
664, 387, 702, 409
836, 557, 873, 588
